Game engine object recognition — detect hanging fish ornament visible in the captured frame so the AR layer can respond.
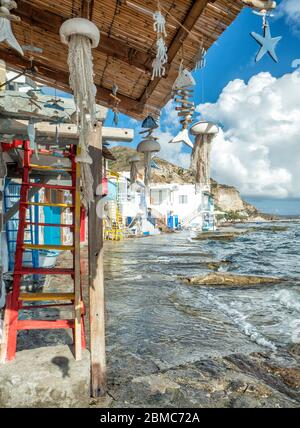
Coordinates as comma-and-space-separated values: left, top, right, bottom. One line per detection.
169, 67, 196, 149
0, 1, 23, 55
44, 97, 65, 111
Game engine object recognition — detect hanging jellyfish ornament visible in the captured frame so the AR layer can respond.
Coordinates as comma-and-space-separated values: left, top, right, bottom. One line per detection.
27, 117, 40, 159
60, 17, 100, 205
137, 115, 160, 188
128, 154, 141, 187
152, 8, 168, 80
169, 67, 196, 149
0, 1, 23, 55
110, 83, 121, 126
247, 1, 281, 63
190, 121, 219, 194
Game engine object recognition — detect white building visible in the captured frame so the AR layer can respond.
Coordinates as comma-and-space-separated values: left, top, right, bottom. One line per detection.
111, 171, 215, 231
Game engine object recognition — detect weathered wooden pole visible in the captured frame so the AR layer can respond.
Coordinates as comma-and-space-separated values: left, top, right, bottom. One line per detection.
88, 122, 107, 397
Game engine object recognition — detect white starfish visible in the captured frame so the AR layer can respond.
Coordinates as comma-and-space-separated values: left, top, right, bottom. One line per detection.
251, 24, 281, 63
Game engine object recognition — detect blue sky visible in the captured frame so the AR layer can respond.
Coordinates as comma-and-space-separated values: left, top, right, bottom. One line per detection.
106, 0, 300, 139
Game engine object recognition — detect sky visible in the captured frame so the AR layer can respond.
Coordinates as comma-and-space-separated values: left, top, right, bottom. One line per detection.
105, 0, 300, 199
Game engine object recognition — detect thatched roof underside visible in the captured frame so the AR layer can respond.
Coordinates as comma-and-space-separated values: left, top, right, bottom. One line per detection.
0, 0, 244, 119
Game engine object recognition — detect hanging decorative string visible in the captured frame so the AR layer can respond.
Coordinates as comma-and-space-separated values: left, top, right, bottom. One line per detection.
194, 45, 207, 71
60, 18, 100, 205
152, 2, 168, 80
0, 0, 23, 55
110, 83, 121, 126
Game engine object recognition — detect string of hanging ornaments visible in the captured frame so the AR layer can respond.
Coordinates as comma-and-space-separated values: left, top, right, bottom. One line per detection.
152, 1, 168, 80
60, 14, 100, 205
242, 0, 282, 63
169, 61, 196, 149
0, 0, 23, 55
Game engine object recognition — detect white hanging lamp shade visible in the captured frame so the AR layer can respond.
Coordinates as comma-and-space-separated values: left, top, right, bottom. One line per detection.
60, 18, 100, 205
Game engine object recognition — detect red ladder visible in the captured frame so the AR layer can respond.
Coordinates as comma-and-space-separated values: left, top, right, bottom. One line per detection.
0, 141, 85, 362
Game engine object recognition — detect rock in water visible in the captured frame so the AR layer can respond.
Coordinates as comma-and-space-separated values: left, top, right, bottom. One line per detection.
182, 273, 285, 287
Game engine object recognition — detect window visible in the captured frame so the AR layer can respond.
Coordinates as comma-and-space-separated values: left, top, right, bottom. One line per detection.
179, 195, 188, 204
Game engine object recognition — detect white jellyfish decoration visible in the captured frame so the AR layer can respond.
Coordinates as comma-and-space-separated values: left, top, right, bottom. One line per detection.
0, 0, 23, 55
190, 121, 219, 194
137, 137, 161, 188
128, 154, 141, 186
60, 17, 100, 204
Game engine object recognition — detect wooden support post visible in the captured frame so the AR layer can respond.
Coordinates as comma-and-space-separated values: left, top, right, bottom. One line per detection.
73, 147, 82, 361
88, 123, 106, 397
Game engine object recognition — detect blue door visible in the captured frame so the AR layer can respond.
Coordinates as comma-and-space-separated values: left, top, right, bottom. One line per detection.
43, 207, 61, 245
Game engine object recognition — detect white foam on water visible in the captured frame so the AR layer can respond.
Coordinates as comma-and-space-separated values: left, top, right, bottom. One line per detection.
202, 290, 277, 351
275, 290, 300, 313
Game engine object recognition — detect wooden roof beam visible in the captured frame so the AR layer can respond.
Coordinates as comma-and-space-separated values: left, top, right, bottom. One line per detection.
15, 0, 154, 74
138, 0, 212, 107
0, 49, 142, 117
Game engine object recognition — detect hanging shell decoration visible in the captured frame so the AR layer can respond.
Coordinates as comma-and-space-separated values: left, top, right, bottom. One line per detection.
60, 17, 100, 205
137, 115, 160, 188
0, 1, 23, 55
152, 10, 168, 80
169, 67, 196, 149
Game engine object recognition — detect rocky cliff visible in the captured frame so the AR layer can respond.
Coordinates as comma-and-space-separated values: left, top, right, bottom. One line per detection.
109, 146, 269, 220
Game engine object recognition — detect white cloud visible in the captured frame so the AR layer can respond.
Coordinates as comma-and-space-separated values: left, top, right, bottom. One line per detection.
278, 0, 300, 36
196, 71, 300, 198
153, 128, 191, 169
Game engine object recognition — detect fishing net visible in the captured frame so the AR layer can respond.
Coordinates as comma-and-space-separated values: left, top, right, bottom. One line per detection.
67, 34, 97, 204
191, 134, 213, 193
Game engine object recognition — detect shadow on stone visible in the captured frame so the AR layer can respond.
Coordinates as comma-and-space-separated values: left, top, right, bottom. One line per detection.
52, 356, 70, 378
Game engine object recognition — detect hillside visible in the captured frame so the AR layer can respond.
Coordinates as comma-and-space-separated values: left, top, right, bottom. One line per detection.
109, 146, 271, 220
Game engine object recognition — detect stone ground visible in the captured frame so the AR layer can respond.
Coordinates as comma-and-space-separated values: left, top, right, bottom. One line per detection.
0, 246, 299, 408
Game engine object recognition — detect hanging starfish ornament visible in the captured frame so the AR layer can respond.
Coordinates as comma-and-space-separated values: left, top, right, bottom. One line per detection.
251, 22, 282, 63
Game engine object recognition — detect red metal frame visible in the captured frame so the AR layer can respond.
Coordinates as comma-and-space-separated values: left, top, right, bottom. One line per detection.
3, 142, 86, 361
